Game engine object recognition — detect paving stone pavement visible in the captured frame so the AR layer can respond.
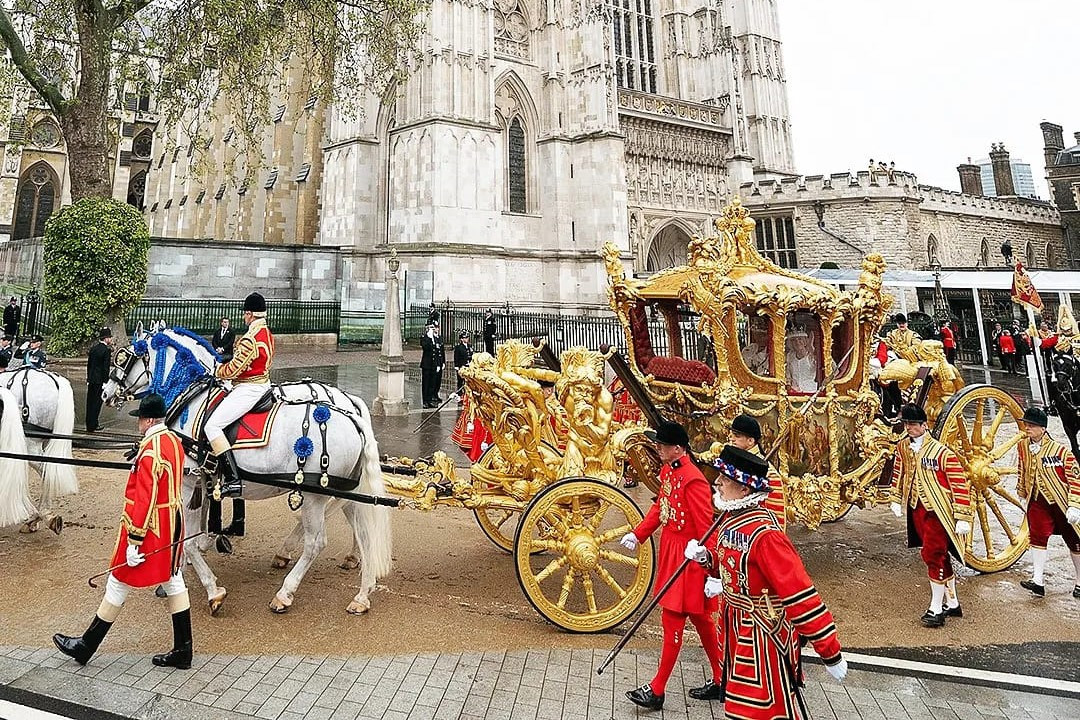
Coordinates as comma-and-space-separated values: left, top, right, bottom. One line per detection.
1, 645, 1076, 720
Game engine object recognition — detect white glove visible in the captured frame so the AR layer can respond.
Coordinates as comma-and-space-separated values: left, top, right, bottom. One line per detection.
620, 533, 639, 551
890, 502, 903, 518
125, 544, 145, 567
704, 577, 724, 598
684, 539, 708, 564
1067, 507, 1080, 525
955, 520, 972, 537
826, 658, 848, 682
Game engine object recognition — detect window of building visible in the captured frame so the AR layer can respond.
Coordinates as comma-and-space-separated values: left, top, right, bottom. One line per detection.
127, 170, 146, 210
979, 238, 991, 267
507, 116, 527, 213
13, 163, 57, 240
29, 120, 60, 148
612, 0, 657, 93
1026, 241, 1036, 268
132, 130, 153, 159
1047, 242, 1057, 269
494, 0, 529, 59
754, 216, 797, 268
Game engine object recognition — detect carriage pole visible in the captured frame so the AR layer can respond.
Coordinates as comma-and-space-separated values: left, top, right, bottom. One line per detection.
596, 347, 854, 677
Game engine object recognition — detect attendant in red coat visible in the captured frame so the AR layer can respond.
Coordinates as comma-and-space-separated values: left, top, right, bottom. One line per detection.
939, 321, 957, 365
53, 394, 193, 669
692, 445, 847, 717
622, 420, 723, 711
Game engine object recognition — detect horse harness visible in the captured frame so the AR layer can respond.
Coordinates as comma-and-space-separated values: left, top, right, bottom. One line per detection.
2, 366, 59, 424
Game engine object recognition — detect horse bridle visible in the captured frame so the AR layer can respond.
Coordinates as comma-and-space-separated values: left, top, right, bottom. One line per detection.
109, 346, 152, 405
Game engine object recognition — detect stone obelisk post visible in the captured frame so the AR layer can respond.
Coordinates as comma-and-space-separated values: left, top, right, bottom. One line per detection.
373, 249, 409, 416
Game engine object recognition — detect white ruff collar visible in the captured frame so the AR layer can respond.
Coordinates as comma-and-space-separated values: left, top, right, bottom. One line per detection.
713, 491, 769, 513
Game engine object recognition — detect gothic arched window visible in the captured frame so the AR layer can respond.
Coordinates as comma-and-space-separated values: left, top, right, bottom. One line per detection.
127, 170, 147, 210
13, 163, 58, 240
1026, 241, 1036, 268
494, 0, 529, 58
612, 0, 657, 93
979, 238, 991, 267
507, 117, 527, 213
1046, 243, 1057, 270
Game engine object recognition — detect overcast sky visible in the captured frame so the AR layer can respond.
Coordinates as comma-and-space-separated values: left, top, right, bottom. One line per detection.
777, 0, 1079, 199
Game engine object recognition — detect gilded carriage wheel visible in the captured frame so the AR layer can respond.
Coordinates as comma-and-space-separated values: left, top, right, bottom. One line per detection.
470, 447, 521, 553
933, 385, 1029, 573
514, 477, 655, 633
621, 431, 662, 494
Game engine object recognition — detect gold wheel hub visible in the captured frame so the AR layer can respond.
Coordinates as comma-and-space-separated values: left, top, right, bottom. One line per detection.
565, 532, 599, 571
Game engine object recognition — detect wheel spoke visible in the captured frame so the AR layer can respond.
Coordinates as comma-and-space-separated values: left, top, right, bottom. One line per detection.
490, 510, 514, 530
987, 407, 1007, 443
992, 465, 1018, 477
588, 500, 612, 531
534, 556, 568, 583
986, 495, 1018, 544
990, 484, 1024, 509
976, 503, 993, 560
556, 569, 576, 609
988, 433, 1023, 461
581, 572, 598, 614
571, 496, 582, 525
594, 564, 628, 599
529, 538, 566, 554
953, 416, 973, 456
972, 398, 986, 447
596, 524, 633, 545
599, 549, 640, 567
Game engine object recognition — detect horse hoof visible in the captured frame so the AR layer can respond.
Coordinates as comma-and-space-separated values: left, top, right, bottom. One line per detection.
346, 599, 371, 615
271, 555, 291, 569
338, 555, 360, 571
20, 519, 41, 534
209, 590, 227, 616
47, 516, 63, 535
269, 593, 292, 614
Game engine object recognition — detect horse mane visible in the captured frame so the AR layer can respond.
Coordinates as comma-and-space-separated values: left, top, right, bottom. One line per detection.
167, 326, 224, 364
148, 331, 216, 408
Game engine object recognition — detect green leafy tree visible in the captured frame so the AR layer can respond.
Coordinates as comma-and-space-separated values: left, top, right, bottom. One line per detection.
43, 197, 150, 355
0, 0, 427, 202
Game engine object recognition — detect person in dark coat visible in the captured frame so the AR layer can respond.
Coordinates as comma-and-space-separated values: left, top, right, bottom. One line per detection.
2, 297, 18, 338
86, 327, 114, 432
0, 334, 13, 369
453, 331, 473, 399
211, 317, 235, 360
426, 303, 440, 327
483, 309, 497, 355
18, 334, 47, 368
420, 324, 445, 408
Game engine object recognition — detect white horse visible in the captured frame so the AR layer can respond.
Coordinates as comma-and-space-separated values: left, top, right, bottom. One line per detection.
102, 327, 392, 615
0, 367, 78, 534
0, 386, 37, 527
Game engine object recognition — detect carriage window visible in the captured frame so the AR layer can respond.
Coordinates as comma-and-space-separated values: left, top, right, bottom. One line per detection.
736, 308, 773, 377
785, 311, 824, 394
831, 318, 855, 377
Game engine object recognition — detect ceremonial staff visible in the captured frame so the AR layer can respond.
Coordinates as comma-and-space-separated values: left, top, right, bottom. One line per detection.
412, 387, 464, 434
87, 532, 206, 588
596, 345, 856, 676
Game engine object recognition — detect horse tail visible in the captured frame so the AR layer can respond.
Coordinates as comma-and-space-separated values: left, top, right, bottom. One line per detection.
42, 375, 78, 498
352, 397, 393, 579
0, 387, 36, 526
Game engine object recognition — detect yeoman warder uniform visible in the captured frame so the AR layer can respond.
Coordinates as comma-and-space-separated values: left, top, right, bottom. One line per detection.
1016, 407, 1080, 598
53, 394, 193, 669
693, 445, 846, 718
621, 421, 724, 711
889, 404, 972, 627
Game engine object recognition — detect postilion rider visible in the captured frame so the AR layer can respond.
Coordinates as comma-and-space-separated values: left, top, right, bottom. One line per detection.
53, 393, 194, 669
889, 403, 972, 627
203, 292, 274, 534
620, 420, 724, 711
1016, 406, 1080, 599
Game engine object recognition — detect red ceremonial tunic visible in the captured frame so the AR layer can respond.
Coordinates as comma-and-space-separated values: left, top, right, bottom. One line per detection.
632, 456, 717, 616
111, 425, 186, 587
217, 319, 274, 383
707, 507, 842, 719
940, 325, 956, 350
1018, 434, 1080, 550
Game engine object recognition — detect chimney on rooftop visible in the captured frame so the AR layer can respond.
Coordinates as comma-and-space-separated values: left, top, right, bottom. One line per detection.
957, 161, 983, 196
1042, 121, 1064, 169
989, 143, 1016, 197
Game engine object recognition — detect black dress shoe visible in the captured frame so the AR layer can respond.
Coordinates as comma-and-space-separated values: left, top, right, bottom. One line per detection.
1073, 585, 1080, 599
688, 680, 724, 700
920, 610, 946, 628
1020, 580, 1045, 597
944, 604, 963, 618
626, 684, 664, 710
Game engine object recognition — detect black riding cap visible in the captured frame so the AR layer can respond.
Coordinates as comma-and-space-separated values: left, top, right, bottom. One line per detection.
894, 313, 908, 324
645, 420, 690, 448
730, 414, 761, 442
129, 393, 167, 419
243, 292, 266, 313
1022, 407, 1048, 428
900, 404, 927, 423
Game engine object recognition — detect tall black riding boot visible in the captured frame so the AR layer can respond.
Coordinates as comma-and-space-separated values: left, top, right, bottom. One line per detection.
221, 499, 246, 537
217, 450, 243, 497
152, 609, 193, 670
53, 615, 113, 666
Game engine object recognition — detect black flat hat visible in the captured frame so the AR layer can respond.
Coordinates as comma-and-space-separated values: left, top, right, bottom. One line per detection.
713, 445, 770, 493
129, 393, 167, 418
644, 420, 690, 448
730, 414, 761, 442
900, 404, 927, 423
1022, 407, 1048, 428
894, 313, 908, 324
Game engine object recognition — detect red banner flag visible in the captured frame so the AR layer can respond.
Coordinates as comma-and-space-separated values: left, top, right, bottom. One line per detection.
1011, 260, 1043, 312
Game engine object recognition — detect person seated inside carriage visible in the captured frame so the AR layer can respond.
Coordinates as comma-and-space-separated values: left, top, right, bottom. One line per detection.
739, 314, 771, 376
786, 326, 819, 394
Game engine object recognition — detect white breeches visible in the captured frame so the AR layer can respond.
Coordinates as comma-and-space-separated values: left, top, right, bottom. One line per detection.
105, 572, 187, 606
204, 382, 269, 444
